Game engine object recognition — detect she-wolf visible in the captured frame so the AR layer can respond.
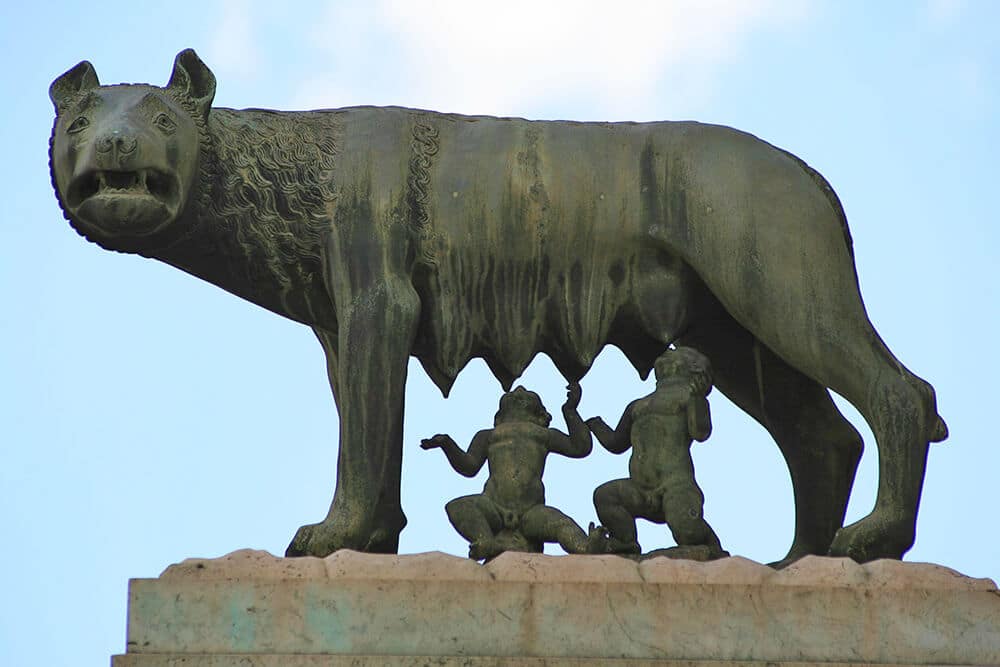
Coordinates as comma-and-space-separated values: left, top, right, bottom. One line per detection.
48, 49, 947, 564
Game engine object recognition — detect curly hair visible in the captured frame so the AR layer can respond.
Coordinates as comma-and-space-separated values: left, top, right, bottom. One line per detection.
202, 108, 342, 292
495, 386, 552, 427
654, 347, 713, 396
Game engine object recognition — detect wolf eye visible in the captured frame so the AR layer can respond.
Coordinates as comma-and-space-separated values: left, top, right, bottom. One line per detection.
67, 116, 89, 134
154, 113, 177, 134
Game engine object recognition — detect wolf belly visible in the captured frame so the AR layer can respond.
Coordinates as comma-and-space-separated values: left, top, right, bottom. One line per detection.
407, 115, 697, 392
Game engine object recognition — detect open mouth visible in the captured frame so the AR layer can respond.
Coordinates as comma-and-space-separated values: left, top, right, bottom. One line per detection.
65, 168, 181, 236
68, 168, 177, 209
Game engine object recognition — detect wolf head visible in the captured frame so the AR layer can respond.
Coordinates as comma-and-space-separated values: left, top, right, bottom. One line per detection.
49, 49, 215, 253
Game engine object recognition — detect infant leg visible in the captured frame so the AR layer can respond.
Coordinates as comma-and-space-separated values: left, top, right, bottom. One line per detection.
522, 505, 591, 554
593, 478, 662, 554
661, 475, 724, 556
446, 494, 504, 560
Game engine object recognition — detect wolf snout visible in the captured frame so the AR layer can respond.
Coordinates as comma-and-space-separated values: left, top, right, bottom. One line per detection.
96, 132, 138, 163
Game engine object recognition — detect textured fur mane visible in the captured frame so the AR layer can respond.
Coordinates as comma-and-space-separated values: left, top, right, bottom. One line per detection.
202, 108, 341, 291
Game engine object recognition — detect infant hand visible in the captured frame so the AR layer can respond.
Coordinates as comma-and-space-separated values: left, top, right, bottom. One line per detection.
565, 382, 582, 408
420, 435, 448, 450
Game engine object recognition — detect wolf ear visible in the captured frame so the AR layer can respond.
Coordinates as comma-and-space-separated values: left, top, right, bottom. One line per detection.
167, 49, 216, 118
50, 61, 100, 112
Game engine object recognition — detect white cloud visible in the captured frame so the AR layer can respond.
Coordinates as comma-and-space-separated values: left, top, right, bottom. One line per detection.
292, 0, 814, 119
205, 0, 260, 80
386, 0, 811, 117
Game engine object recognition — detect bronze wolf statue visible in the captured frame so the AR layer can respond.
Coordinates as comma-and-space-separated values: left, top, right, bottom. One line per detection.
49, 49, 947, 563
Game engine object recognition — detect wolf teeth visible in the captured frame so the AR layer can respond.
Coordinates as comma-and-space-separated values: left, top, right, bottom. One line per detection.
98, 171, 147, 192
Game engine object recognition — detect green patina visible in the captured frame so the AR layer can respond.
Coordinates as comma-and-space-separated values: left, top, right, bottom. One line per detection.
302, 585, 354, 653
50, 48, 947, 565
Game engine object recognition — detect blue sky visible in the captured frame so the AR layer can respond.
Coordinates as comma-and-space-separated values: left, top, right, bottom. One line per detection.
2, 1, 998, 664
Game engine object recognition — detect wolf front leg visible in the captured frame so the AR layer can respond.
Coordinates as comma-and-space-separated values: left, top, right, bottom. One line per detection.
287, 226, 421, 556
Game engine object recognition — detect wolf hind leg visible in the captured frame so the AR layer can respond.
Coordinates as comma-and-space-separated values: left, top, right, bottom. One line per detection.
679, 309, 864, 565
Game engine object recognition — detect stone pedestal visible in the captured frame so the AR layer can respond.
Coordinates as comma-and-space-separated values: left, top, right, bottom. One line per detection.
112, 550, 1000, 666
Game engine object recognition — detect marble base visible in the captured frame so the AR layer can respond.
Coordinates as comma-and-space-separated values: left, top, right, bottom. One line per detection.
111, 550, 1000, 666
112, 658, 976, 666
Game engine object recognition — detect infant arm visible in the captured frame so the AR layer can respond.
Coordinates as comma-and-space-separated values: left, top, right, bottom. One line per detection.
688, 396, 712, 442
420, 430, 491, 477
549, 383, 593, 458
587, 401, 635, 454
